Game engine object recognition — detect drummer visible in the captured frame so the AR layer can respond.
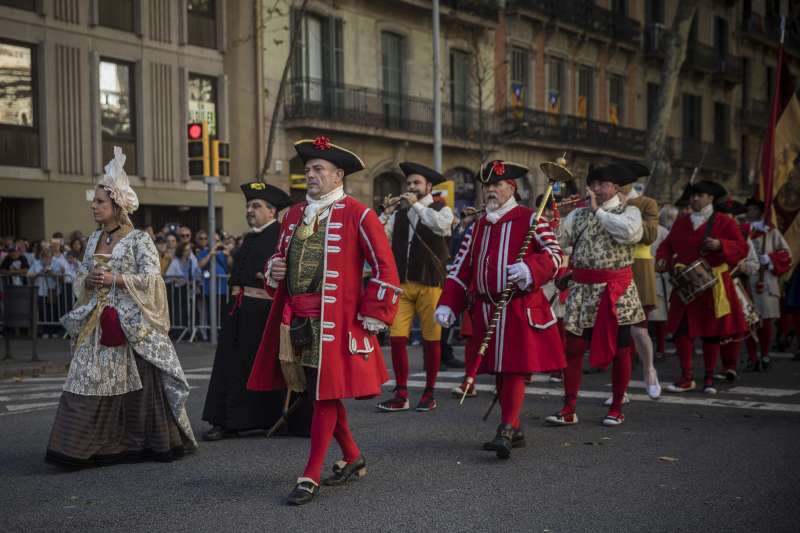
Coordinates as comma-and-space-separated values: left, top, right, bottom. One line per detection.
655, 180, 749, 394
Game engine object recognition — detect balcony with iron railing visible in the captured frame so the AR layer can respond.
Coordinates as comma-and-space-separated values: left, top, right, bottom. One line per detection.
738, 99, 769, 131
739, 15, 800, 56
672, 138, 737, 174
683, 42, 743, 84
501, 107, 647, 156
507, 0, 641, 47
283, 78, 497, 144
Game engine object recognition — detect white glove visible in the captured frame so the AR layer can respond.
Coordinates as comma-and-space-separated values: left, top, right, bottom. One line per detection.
759, 254, 772, 268
751, 220, 768, 233
361, 316, 387, 333
435, 305, 456, 328
506, 262, 533, 291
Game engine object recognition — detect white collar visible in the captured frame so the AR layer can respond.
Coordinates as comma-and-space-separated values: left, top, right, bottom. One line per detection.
304, 186, 345, 224
600, 195, 621, 211
625, 188, 640, 200
486, 196, 518, 224
418, 194, 433, 207
690, 203, 714, 230
250, 220, 275, 233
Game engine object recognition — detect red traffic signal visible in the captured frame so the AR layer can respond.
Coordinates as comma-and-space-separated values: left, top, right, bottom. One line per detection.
187, 123, 203, 140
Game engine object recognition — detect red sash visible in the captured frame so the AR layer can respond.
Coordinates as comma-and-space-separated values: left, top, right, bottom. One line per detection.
572, 266, 633, 368
281, 293, 322, 324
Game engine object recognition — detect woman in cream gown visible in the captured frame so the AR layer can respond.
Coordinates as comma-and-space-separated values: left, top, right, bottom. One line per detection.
46, 147, 197, 467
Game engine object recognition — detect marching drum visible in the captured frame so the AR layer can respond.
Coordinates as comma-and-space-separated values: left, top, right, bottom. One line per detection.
671, 259, 718, 304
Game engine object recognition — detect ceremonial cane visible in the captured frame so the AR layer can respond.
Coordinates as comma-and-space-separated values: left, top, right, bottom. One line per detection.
460, 155, 575, 404
265, 391, 304, 438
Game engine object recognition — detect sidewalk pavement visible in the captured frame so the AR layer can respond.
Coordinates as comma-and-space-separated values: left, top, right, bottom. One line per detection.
0, 338, 217, 379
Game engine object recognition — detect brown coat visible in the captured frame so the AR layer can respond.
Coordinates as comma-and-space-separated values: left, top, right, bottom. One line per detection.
627, 195, 659, 307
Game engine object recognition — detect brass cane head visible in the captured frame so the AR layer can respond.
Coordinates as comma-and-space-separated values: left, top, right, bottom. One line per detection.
539, 153, 574, 183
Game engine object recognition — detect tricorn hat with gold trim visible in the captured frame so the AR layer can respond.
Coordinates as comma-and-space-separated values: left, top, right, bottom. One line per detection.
294, 136, 365, 176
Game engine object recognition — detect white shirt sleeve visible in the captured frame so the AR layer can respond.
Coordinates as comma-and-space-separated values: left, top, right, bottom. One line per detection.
412, 203, 453, 237
595, 205, 643, 245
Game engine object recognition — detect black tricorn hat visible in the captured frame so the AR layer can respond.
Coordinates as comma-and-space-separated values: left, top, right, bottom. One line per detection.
399, 162, 446, 186
240, 181, 292, 210
675, 184, 692, 207
586, 161, 649, 187
688, 180, 727, 199
477, 160, 529, 185
294, 136, 365, 176
716, 197, 747, 216
745, 197, 765, 211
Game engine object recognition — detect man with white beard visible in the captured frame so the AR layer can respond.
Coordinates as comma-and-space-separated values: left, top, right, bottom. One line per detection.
436, 160, 565, 459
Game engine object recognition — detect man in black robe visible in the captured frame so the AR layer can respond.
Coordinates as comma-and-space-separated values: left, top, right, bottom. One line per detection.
202, 181, 305, 440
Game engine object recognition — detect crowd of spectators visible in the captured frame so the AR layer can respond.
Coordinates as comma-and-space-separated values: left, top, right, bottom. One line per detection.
0, 224, 243, 340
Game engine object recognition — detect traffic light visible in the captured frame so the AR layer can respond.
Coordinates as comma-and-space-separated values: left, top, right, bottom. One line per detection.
187, 121, 209, 178
211, 140, 230, 178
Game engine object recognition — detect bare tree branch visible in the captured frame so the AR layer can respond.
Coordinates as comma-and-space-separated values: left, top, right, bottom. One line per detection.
645, 0, 698, 200
259, 0, 310, 181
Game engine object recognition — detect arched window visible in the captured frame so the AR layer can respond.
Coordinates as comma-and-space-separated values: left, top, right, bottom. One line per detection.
373, 171, 404, 212
444, 166, 476, 214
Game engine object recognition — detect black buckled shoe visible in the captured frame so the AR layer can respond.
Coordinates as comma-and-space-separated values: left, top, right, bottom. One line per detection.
322, 455, 367, 486
286, 478, 319, 506
483, 424, 517, 459
482, 426, 525, 451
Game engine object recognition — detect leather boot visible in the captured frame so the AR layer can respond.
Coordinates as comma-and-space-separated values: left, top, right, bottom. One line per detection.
482, 427, 525, 451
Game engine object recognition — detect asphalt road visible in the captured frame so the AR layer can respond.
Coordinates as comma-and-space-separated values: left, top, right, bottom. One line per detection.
1, 345, 799, 532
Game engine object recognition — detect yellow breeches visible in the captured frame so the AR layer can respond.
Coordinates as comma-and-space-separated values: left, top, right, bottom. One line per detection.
389, 281, 443, 341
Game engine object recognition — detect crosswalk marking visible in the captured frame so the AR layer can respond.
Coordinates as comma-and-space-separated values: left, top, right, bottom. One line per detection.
390, 379, 800, 414
618, 380, 800, 398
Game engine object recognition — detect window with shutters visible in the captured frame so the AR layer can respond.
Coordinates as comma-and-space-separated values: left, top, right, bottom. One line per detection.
645, 0, 664, 24
608, 74, 624, 125
382, 31, 405, 128
646, 82, 659, 129
714, 17, 728, 59
682, 93, 702, 141
187, 0, 217, 49
99, 59, 137, 174
577, 65, 594, 119
98, 0, 134, 33
292, 11, 344, 108
510, 47, 529, 110
714, 102, 729, 147
450, 49, 470, 130
0, 40, 39, 167
0, 0, 36, 11
547, 57, 565, 114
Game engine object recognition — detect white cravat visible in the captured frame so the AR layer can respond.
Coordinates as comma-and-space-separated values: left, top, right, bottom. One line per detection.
250, 220, 275, 233
304, 186, 345, 224
485, 196, 518, 224
690, 203, 714, 231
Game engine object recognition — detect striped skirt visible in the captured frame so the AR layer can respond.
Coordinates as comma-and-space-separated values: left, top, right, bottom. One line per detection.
45, 356, 193, 468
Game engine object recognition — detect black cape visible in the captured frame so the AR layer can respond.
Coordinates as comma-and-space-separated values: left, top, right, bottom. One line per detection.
201, 223, 312, 435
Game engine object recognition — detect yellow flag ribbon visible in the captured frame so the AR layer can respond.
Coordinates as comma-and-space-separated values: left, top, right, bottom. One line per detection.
633, 243, 652, 260
711, 264, 731, 318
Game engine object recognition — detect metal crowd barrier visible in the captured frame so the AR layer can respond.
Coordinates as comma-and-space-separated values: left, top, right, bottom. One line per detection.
1, 273, 231, 343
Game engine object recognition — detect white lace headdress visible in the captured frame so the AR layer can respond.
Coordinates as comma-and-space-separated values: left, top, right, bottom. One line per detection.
98, 146, 139, 214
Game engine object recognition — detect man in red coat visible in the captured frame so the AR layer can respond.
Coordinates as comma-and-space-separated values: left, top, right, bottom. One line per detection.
656, 180, 748, 394
247, 136, 400, 505
436, 160, 565, 459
